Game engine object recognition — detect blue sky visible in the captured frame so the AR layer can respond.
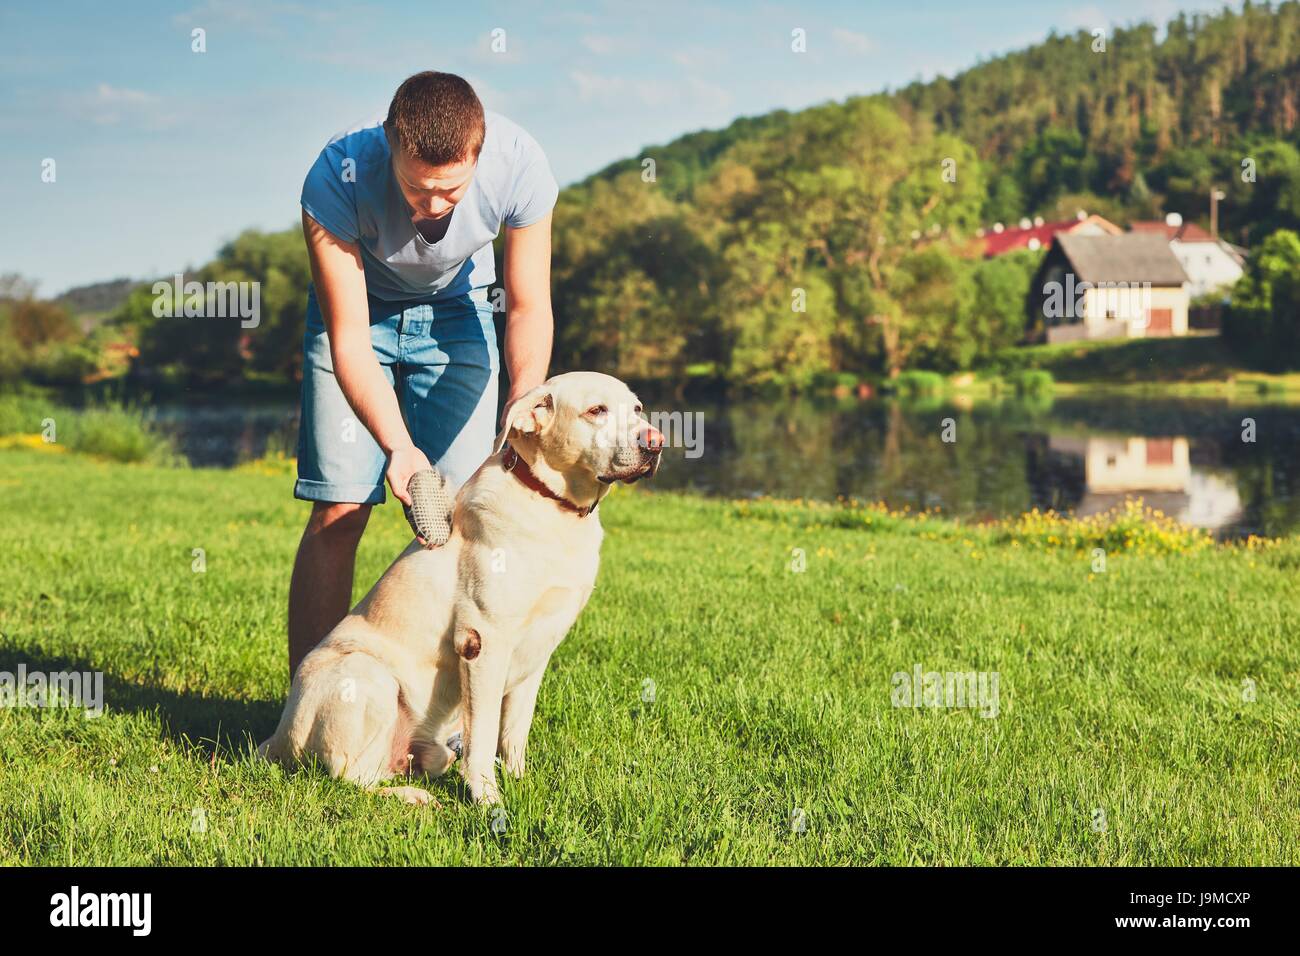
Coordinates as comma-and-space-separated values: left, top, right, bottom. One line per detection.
1, 0, 1236, 295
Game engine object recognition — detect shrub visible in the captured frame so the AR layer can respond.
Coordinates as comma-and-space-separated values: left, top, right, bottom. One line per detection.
27, 341, 101, 386
810, 370, 863, 392
891, 369, 945, 396
0, 394, 176, 464
1007, 368, 1054, 395
0, 335, 26, 385
1223, 229, 1300, 370
0, 393, 54, 436
65, 405, 177, 464
994, 500, 1212, 556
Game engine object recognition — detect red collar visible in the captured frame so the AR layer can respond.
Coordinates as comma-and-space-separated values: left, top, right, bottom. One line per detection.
502, 445, 598, 518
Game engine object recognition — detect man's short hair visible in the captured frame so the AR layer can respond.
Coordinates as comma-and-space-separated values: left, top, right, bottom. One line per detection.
385, 71, 485, 167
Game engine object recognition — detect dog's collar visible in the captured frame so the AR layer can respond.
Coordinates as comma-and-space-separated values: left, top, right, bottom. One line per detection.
502, 444, 598, 518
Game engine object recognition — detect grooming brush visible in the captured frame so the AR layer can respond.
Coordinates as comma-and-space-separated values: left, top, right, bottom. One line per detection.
404, 468, 454, 548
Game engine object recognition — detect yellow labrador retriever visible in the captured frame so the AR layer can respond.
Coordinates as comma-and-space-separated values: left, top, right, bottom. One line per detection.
260, 371, 663, 804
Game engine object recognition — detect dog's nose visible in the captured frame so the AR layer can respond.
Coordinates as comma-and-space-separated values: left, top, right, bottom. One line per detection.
639, 425, 665, 452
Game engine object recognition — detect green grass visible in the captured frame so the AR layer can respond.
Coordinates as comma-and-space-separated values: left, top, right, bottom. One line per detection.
995, 335, 1300, 394
1, 448, 1297, 865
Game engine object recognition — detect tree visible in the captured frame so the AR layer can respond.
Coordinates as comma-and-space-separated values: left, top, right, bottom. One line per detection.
702, 98, 986, 379
10, 298, 77, 350
1239, 140, 1300, 243
1223, 228, 1300, 368
210, 229, 312, 380
122, 228, 312, 386
961, 251, 1040, 357
551, 173, 711, 381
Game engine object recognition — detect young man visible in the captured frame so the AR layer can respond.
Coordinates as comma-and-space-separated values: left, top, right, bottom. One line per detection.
288, 71, 558, 675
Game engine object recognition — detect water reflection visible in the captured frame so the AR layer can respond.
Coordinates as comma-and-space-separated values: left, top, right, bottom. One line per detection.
149, 393, 1300, 538
645, 394, 1298, 538
1049, 436, 1243, 531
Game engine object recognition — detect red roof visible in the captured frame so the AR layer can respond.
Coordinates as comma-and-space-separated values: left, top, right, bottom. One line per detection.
981, 215, 1121, 257
1129, 220, 1217, 242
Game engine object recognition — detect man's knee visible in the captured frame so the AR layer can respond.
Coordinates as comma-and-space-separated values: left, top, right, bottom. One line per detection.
305, 501, 372, 546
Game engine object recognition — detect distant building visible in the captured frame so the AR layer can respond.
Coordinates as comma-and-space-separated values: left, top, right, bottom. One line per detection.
1128, 213, 1246, 300
980, 212, 1121, 257
1030, 233, 1190, 343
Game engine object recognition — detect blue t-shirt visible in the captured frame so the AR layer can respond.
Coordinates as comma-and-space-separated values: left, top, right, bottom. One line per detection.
300, 109, 559, 301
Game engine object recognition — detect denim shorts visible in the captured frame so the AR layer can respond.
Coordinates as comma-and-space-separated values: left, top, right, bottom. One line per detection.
294, 285, 499, 505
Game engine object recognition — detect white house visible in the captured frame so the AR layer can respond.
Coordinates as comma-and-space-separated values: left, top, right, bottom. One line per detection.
1031, 233, 1191, 343
1129, 213, 1246, 300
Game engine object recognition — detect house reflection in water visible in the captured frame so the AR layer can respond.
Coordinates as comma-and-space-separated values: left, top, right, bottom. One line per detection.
1048, 436, 1243, 531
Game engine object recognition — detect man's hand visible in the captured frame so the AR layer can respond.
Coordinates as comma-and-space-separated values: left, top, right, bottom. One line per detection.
386, 444, 434, 507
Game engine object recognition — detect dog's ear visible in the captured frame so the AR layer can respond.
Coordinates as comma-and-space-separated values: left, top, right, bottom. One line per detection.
493, 385, 554, 454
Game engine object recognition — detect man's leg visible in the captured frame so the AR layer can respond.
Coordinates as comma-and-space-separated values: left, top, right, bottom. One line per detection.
289, 287, 398, 677
287, 501, 371, 676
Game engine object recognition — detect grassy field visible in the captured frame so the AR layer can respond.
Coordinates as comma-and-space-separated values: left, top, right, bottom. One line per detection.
1, 446, 1297, 865
996, 335, 1300, 395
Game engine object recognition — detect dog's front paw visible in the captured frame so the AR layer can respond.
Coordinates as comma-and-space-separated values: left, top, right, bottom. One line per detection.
462, 767, 501, 805
377, 785, 440, 807
500, 748, 526, 779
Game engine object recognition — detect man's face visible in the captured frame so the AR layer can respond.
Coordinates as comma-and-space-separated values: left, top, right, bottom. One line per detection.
390, 142, 477, 222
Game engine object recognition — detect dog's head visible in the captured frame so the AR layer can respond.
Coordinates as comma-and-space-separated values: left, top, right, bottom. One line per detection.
493, 372, 664, 488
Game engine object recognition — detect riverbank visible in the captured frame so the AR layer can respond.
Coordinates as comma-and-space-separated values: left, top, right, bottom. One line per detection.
1, 448, 1295, 864
8, 331, 1298, 411
988, 334, 1300, 397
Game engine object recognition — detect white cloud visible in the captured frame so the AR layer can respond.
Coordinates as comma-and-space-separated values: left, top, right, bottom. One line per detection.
1064, 0, 1188, 35
570, 69, 627, 103
172, 0, 353, 30
570, 70, 731, 112
1063, 5, 1107, 30
672, 46, 727, 69
579, 34, 621, 55
686, 76, 733, 111
831, 27, 873, 55
67, 84, 177, 128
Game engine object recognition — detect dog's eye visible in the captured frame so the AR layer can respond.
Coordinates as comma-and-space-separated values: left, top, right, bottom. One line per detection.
634, 404, 643, 415
587, 405, 608, 418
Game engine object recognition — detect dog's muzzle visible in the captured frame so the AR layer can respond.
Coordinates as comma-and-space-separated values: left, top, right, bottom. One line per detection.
597, 424, 665, 484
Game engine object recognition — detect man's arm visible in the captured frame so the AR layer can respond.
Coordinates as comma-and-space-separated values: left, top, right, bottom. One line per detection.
500, 210, 554, 419
302, 209, 429, 505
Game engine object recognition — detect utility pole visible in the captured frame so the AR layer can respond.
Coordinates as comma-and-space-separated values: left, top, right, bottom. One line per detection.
1210, 187, 1226, 239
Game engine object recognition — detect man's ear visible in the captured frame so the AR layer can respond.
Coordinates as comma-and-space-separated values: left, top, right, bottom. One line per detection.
492, 385, 554, 454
